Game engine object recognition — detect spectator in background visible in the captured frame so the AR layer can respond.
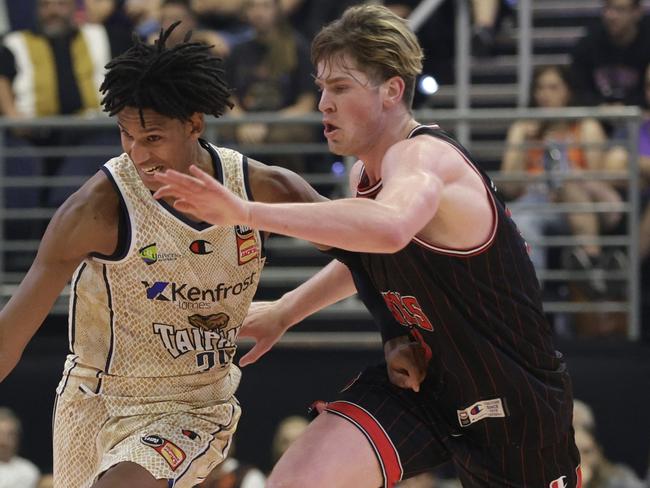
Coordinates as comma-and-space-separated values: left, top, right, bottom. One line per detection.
0, 0, 123, 211
124, 0, 161, 38
605, 61, 650, 341
83, 0, 135, 55
0, 407, 40, 488
501, 65, 622, 284
573, 398, 596, 433
570, 0, 650, 107
470, 0, 513, 57
0, 0, 112, 120
270, 415, 308, 465
0, 0, 37, 33
283, 0, 359, 44
151, 0, 230, 57
190, 0, 251, 43
575, 428, 645, 488
604, 62, 650, 263
383, 0, 456, 107
224, 0, 315, 170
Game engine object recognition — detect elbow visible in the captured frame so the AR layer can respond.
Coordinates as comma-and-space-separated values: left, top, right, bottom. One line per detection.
0, 349, 20, 383
376, 224, 412, 253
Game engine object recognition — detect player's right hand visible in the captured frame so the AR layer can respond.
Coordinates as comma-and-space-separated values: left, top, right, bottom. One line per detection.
384, 336, 428, 393
238, 301, 289, 367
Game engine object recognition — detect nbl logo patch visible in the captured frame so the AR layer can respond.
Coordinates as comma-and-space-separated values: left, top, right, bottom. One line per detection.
235, 225, 259, 265
140, 434, 186, 471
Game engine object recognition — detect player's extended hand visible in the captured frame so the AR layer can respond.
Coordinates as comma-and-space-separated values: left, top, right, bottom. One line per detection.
238, 301, 290, 367
153, 165, 251, 226
384, 336, 429, 393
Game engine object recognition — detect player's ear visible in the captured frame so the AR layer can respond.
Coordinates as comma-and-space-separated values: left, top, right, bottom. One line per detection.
383, 76, 405, 108
188, 113, 205, 139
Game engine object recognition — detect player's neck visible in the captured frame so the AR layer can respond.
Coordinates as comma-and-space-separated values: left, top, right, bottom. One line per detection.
360, 115, 418, 183
184, 142, 214, 178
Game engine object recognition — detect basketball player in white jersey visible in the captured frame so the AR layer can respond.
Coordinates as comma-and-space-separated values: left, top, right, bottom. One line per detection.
0, 24, 324, 488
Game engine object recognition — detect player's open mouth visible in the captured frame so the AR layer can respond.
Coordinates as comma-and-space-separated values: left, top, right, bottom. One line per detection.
324, 123, 339, 136
144, 165, 163, 175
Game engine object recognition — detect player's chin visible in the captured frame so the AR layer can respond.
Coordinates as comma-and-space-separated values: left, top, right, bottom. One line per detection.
326, 141, 348, 157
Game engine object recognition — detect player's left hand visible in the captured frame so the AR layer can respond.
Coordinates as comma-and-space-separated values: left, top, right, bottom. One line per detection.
154, 165, 251, 226
384, 336, 428, 393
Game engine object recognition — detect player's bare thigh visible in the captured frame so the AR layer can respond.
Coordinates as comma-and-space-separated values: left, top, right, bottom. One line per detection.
91, 462, 169, 488
267, 411, 384, 488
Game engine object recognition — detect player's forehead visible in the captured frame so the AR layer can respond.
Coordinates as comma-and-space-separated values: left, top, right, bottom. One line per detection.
314, 53, 372, 86
117, 107, 177, 131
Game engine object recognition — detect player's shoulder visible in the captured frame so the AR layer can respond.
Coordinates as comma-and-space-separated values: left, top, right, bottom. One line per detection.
386, 131, 460, 168
39, 170, 120, 261
54, 170, 120, 235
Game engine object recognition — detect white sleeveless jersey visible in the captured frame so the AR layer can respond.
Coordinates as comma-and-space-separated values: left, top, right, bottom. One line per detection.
64, 143, 264, 396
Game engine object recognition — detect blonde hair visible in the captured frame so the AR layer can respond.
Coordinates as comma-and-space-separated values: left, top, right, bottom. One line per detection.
311, 4, 424, 108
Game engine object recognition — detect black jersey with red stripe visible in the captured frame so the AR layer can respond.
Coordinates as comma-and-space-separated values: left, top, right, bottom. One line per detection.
354, 125, 573, 448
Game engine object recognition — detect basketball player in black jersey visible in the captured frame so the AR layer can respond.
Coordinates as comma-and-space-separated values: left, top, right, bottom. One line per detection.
154, 5, 581, 488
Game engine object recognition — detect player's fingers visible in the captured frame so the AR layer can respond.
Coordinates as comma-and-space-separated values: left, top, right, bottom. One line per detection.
172, 199, 195, 213
156, 169, 204, 189
408, 343, 428, 384
387, 367, 416, 392
237, 322, 260, 338
152, 185, 178, 200
402, 365, 422, 392
189, 164, 218, 185
239, 342, 270, 367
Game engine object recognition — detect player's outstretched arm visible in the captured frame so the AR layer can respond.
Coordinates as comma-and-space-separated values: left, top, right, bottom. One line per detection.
239, 259, 356, 366
154, 137, 449, 253
0, 172, 119, 382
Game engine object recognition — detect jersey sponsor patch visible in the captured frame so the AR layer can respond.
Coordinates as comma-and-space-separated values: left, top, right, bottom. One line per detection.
140, 434, 186, 471
138, 243, 182, 265
235, 225, 258, 265
188, 312, 230, 331
457, 398, 506, 427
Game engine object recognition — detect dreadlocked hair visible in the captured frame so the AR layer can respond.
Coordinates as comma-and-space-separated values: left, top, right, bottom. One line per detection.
101, 22, 233, 125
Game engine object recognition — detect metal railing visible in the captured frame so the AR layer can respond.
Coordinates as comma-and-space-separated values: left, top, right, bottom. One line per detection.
0, 105, 643, 341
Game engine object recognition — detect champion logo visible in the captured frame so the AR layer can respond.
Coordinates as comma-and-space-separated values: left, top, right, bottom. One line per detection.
549, 475, 568, 488
190, 239, 213, 255
181, 429, 201, 441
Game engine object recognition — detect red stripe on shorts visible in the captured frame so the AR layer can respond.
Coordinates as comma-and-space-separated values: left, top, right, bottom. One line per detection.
325, 400, 402, 488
